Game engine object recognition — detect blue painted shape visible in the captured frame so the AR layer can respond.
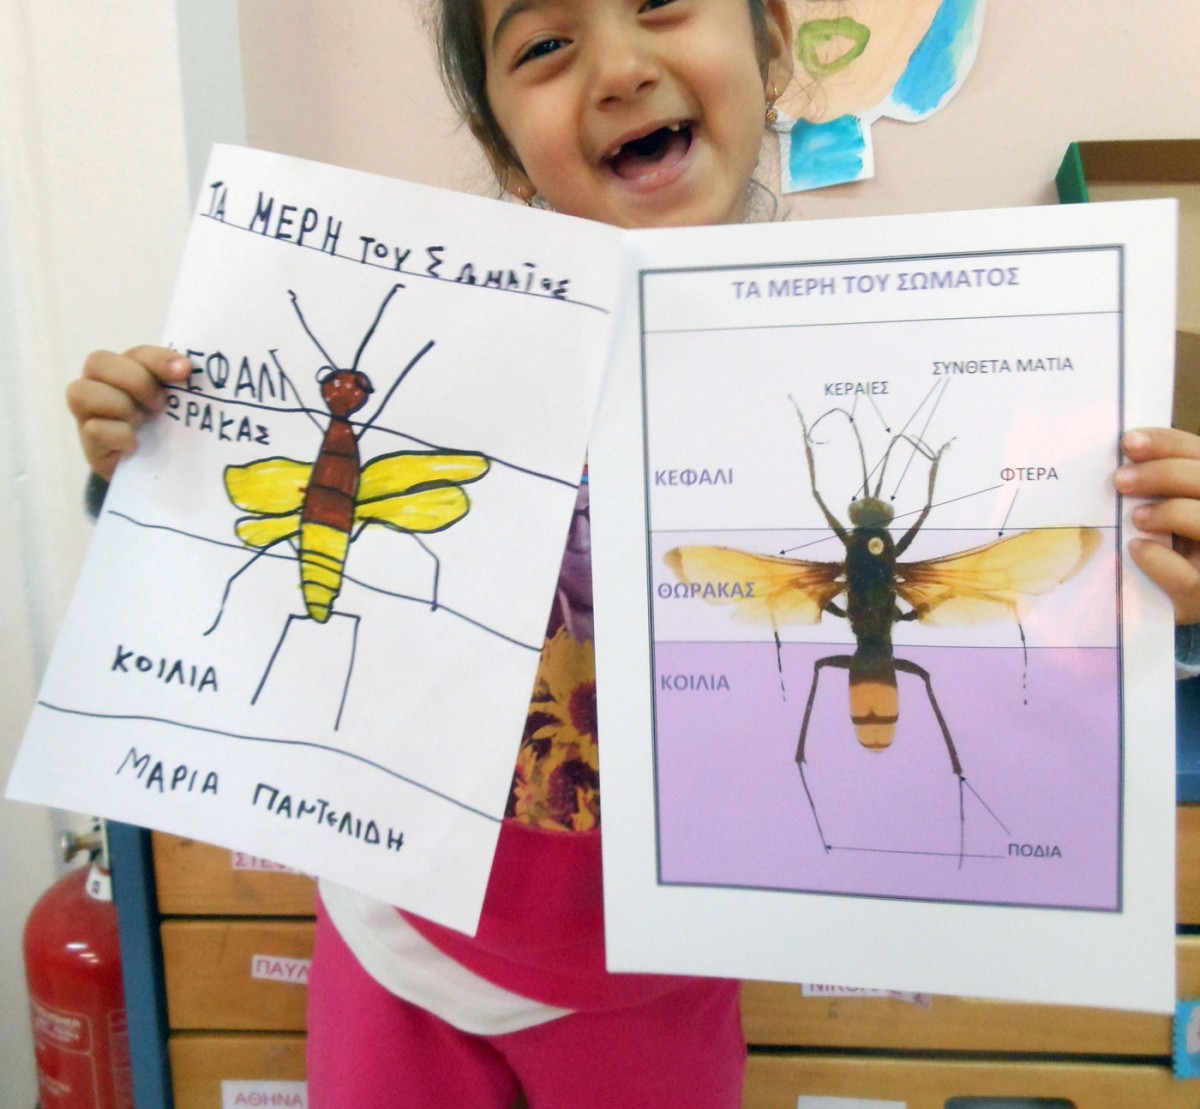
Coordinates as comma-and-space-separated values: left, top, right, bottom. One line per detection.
891, 0, 980, 117
1176, 999, 1200, 1078
787, 116, 866, 192
109, 821, 174, 1108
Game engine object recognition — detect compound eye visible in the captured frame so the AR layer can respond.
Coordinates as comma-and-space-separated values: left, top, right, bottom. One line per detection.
868, 537, 885, 556
316, 365, 335, 384
356, 372, 374, 395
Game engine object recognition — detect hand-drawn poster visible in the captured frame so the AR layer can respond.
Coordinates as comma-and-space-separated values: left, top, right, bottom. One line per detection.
590, 200, 1178, 1010
7, 146, 620, 934
775, 0, 986, 192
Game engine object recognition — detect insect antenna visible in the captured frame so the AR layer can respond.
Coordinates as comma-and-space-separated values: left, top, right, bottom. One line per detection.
288, 289, 339, 367
358, 339, 436, 435
351, 283, 404, 372
801, 404, 871, 501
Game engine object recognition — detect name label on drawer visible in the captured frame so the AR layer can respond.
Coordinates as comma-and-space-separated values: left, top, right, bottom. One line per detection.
231, 851, 299, 873
222, 1081, 307, 1108
801, 984, 930, 1008
250, 954, 311, 985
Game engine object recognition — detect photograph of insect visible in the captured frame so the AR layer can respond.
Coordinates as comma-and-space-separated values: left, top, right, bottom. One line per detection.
665, 403, 1101, 864
207, 283, 490, 729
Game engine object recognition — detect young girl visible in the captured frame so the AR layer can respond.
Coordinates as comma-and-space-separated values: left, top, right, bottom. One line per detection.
66, 0, 1200, 1104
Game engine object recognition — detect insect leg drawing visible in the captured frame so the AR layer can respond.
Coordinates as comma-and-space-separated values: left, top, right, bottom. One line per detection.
207, 283, 490, 729
666, 403, 1100, 864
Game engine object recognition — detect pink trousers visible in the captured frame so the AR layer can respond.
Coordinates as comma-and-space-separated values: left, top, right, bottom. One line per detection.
306, 907, 746, 1107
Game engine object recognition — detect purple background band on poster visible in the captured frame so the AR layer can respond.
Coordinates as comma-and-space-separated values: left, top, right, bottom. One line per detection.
652, 641, 1120, 910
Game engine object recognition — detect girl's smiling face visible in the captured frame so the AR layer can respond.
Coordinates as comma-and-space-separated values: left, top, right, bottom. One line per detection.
481, 0, 793, 229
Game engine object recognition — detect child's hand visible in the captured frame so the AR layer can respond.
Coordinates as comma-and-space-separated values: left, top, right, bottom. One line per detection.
66, 346, 192, 480
1115, 427, 1200, 625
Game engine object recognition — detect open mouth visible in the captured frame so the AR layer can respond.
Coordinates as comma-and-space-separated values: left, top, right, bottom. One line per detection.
606, 123, 693, 181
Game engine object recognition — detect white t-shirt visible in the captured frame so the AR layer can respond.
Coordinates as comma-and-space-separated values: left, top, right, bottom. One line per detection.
319, 878, 573, 1035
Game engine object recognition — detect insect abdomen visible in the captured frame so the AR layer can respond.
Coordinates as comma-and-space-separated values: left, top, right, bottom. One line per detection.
298, 522, 351, 622
299, 419, 359, 622
849, 645, 898, 751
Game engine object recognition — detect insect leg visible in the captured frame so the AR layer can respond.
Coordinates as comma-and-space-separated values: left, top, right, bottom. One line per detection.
351, 522, 443, 610
795, 654, 852, 854
204, 538, 293, 636
332, 612, 361, 731
252, 612, 306, 707
894, 436, 952, 557
893, 656, 967, 866
790, 401, 849, 542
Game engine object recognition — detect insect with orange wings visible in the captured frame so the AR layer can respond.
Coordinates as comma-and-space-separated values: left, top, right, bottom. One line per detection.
209, 283, 490, 728
665, 405, 1100, 862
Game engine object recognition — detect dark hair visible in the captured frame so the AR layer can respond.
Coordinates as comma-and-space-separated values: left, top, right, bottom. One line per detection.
431, 0, 776, 175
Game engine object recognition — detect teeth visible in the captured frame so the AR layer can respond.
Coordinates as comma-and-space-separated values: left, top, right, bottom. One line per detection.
605, 122, 688, 161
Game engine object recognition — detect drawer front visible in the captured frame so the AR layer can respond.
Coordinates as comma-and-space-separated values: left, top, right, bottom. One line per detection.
162, 920, 315, 1031
169, 1033, 306, 1109
1180, 804, 1200, 924
744, 1055, 1192, 1109
741, 935, 1197, 1053
153, 832, 316, 916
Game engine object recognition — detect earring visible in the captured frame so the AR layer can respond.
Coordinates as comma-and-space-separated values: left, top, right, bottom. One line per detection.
516, 184, 535, 207
765, 85, 779, 126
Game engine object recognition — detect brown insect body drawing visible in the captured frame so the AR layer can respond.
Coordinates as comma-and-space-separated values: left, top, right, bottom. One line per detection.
209, 283, 490, 728
666, 405, 1101, 862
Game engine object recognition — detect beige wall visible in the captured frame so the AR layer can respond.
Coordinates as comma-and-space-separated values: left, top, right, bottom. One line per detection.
238, 0, 1200, 218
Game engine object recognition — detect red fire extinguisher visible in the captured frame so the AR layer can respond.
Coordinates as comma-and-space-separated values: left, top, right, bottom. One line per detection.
24, 821, 134, 1108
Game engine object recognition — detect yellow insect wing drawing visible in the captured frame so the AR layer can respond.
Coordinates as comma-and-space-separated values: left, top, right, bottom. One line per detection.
355, 485, 475, 533
896, 526, 1102, 626
665, 546, 844, 626
235, 512, 302, 550
357, 451, 489, 504
225, 457, 313, 515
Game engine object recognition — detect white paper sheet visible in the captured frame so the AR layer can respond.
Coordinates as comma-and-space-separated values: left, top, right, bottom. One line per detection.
7, 146, 620, 934
591, 200, 1178, 1011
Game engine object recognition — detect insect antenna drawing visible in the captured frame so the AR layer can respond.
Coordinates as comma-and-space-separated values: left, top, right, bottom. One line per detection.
665, 403, 1101, 864
207, 283, 490, 729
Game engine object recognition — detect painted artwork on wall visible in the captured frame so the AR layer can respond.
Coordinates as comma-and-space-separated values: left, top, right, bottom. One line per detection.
775, 0, 987, 191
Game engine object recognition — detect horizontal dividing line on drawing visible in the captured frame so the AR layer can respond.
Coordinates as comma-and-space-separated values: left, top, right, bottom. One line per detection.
104, 511, 542, 653
641, 307, 1119, 337
198, 213, 610, 314
640, 242, 1122, 280
36, 700, 503, 824
160, 386, 576, 490
649, 524, 1120, 535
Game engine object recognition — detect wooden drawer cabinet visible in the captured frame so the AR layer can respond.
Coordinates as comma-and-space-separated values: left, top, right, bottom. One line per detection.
169, 1034, 306, 1109
741, 935, 1198, 1055
117, 812, 1200, 1106
1178, 803, 1200, 923
152, 832, 316, 916
743, 1055, 1192, 1109
146, 834, 316, 1102
162, 919, 315, 1032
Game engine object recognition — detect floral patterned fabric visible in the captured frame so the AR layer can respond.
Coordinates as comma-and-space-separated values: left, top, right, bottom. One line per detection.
505, 478, 600, 831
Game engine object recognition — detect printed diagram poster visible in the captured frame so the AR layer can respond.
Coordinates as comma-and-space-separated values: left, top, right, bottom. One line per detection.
8, 146, 620, 933
591, 201, 1178, 1010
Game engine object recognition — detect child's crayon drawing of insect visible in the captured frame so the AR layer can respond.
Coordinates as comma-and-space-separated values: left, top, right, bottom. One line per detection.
665, 403, 1101, 864
207, 283, 490, 729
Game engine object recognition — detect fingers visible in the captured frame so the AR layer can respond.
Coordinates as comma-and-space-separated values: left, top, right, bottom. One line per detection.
67, 347, 192, 479
76, 417, 139, 483
1127, 536, 1200, 627
1116, 428, 1200, 500
1122, 427, 1200, 463
1116, 427, 1200, 625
